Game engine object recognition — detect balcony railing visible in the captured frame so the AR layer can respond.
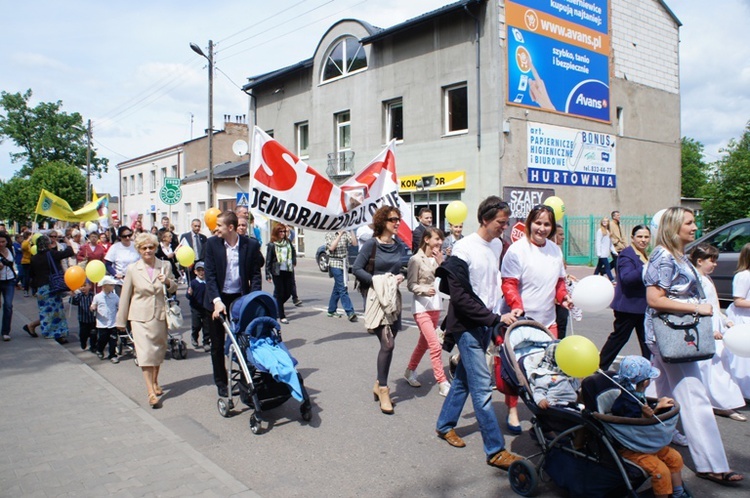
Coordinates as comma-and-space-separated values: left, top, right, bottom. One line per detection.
326, 151, 355, 182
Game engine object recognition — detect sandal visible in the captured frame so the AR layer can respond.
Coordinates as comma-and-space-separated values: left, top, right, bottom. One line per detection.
696, 471, 743, 486
154, 384, 163, 396
148, 393, 160, 409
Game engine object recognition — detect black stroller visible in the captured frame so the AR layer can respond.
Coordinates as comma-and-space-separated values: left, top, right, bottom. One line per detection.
496, 320, 679, 497
219, 291, 312, 433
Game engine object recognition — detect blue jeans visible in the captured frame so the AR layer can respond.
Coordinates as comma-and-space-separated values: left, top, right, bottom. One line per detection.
0, 279, 15, 335
436, 326, 505, 458
327, 267, 354, 315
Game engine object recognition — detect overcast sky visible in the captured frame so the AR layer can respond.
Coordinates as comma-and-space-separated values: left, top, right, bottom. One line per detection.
1, 0, 748, 195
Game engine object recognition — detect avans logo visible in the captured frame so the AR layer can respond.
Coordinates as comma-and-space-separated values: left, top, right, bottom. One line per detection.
575, 93, 607, 109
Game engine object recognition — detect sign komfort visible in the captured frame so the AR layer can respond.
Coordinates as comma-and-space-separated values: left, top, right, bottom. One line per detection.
526, 122, 616, 188
398, 171, 466, 192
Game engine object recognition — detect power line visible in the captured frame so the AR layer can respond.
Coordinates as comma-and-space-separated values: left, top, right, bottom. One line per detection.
216, 0, 312, 45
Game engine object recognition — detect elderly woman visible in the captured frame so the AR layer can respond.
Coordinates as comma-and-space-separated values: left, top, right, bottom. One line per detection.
645, 207, 743, 485
77, 230, 106, 265
353, 205, 405, 414
265, 223, 296, 324
66, 229, 83, 268
28, 235, 75, 343
116, 233, 177, 408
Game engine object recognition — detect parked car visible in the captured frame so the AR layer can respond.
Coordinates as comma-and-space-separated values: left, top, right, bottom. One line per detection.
315, 237, 412, 273
686, 218, 750, 303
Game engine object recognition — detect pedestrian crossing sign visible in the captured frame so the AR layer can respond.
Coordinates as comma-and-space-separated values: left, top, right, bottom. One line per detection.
236, 193, 249, 207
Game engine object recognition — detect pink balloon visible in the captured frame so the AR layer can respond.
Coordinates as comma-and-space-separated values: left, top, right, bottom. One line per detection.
129, 210, 138, 220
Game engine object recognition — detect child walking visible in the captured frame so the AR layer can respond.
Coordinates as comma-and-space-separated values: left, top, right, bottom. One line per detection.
612, 356, 690, 498
187, 262, 210, 351
71, 281, 96, 352
91, 276, 120, 363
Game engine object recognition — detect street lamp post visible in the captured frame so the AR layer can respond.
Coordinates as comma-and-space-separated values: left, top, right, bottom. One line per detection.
190, 40, 214, 208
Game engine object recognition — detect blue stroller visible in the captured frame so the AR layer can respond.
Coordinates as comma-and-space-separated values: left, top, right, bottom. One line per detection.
219, 291, 312, 433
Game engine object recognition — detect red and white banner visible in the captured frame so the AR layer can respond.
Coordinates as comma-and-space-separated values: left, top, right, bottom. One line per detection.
249, 127, 403, 233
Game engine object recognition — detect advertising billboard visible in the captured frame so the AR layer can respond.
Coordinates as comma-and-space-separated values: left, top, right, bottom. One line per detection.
506, 0, 610, 122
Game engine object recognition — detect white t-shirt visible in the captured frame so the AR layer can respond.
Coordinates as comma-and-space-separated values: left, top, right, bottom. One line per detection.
501, 237, 565, 327
452, 232, 503, 310
728, 270, 750, 322
104, 242, 140, 284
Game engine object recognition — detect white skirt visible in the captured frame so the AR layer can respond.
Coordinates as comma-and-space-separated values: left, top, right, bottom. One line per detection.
725, 307, 750, 398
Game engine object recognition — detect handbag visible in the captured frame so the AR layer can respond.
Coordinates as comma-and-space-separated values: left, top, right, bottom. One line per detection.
354, 241, 378, 298
652, 264, 715, 363
163, 283, 184, 331
47, 252, 69, 294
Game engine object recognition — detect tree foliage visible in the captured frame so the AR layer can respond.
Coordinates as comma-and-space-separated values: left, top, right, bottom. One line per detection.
680, 137, 708, 198
0, 161, 86, 225
701, 122, 750, 229
0, 89, 108, 177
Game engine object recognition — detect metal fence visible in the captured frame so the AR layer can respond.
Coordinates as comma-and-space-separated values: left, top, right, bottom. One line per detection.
562, 215, 652, 266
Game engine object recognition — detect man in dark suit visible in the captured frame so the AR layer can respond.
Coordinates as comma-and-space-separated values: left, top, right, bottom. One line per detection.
108, 218, 122, 243
180, 218, 208, 280
157, 216, 178, 251
203, 211, 264, 397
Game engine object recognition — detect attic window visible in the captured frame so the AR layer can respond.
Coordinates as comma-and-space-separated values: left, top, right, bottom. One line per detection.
321, 36, 367, 82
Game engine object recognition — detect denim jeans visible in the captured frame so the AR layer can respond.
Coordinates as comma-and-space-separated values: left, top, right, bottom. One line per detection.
0, 279, 15, 335
437, 326, 505, 458
327, 267, 354, 315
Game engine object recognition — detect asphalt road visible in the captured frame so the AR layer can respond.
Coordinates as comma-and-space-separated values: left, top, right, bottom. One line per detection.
57, 260, 749, 497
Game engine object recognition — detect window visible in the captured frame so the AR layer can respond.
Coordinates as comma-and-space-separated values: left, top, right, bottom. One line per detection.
161, 167, 167, 186
130, 176, 135, 196
137, 173, 143, 194
170, 164, 178, 178
149, 170, 156, 192
444, 84, 468, 135
385, 99, 403, 142
296, 122, 309, 159
122, 177, 128, 196
336, 111, 351, 154
322, 36, 367, 82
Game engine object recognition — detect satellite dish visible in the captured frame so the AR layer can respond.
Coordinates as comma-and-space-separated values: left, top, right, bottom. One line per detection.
232, 140, 249, 156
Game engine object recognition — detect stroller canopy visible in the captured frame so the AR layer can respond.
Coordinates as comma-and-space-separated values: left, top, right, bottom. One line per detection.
230, 291, 279, 336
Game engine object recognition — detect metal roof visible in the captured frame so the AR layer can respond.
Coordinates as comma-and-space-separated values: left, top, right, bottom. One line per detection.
182, 160, 249, 184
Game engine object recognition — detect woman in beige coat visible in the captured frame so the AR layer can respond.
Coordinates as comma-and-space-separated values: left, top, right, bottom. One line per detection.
116, 233, 178, 408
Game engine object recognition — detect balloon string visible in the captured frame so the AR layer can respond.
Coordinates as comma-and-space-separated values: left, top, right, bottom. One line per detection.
596, 369, 667, 427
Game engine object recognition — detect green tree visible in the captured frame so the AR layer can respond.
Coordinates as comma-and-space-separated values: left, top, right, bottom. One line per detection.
0, 161, 86, 225
701, 123, 750, 229
0, 89, 108, 177
680, 137, 708, 198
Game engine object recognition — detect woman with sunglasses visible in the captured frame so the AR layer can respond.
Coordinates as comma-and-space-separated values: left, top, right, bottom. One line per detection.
501, 204, 572, 432
116, 233, 177, 408
353, 205, 406, 414
104, 227, 141, 295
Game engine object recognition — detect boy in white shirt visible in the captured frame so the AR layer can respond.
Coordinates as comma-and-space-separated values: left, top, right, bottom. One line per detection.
91, 276, 120, 363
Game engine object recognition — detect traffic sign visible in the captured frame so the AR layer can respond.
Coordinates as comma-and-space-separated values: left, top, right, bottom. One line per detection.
236, 192, 249, 207
160, 177, 182, 205
511, 221, 526, 243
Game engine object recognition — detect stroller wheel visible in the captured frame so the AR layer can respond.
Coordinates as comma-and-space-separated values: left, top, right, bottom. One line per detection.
301, 401, 312, 422
508, 460, 538, 497
249, 414, 261, 434
217, 398, 232, 418
178, 341, 188, 359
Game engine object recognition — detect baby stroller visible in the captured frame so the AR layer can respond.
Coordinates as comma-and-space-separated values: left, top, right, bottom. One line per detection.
496, 320, 672, 497
219, 291, 312, 434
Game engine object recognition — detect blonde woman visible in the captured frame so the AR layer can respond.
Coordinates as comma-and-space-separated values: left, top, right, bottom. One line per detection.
116, 233, 177, 408
593, 217, 615, 282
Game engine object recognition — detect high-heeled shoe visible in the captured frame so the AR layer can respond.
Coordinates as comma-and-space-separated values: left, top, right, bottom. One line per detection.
373, 381, 394, 414
506, 415, 522, 435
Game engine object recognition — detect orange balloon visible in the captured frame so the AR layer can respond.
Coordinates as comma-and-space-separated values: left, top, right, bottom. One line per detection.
204, 207, 221, 231
64, 265, 87, 291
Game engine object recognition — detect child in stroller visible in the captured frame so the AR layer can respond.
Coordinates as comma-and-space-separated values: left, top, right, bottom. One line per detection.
610, 356, 690, 498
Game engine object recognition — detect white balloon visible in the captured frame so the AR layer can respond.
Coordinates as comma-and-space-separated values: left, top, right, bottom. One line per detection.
723, 324, 750, 358
650, 208, 667, 234
571, 275, 615, 313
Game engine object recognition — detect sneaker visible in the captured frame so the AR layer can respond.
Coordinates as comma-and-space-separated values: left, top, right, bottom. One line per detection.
110, 356, 120, 364
671, 430, 689, 447
97, 352, 105, 360
404, 368, 421, 387
191, 338, 199, 348
347, 313, 358, 322
327, 311, 342, 318
2, 335, 10, 342
293, 299, 303, 307
203, 344, 212, 353
280, 318, 289, 324
438, 381, 451, 397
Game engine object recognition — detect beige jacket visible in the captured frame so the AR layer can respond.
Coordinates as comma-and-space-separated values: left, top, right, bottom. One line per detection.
364, 273, 401, 331
116, 259, 178, 326
610, 220, 626, 253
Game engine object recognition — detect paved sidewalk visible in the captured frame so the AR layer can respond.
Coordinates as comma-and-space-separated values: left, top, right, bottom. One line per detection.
0, 299, 260, 498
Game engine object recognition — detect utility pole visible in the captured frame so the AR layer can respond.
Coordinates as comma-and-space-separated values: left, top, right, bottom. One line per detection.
190, 40, 214, 208
86, 119, 92, 202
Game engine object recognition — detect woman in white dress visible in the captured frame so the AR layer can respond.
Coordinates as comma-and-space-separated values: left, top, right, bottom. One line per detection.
689, 244, 746, 421
726, 242, 750, 400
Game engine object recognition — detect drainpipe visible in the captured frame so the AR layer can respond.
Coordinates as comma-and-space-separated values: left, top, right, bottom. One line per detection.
464, 4, 481, 151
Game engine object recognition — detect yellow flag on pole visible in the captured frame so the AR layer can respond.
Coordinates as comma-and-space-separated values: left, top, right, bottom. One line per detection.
35, 189, 109, 222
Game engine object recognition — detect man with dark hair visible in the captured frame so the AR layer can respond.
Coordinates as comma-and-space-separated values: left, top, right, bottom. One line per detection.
203, 210, 264, 397
435, 196, 523, 471
609, 210, 625, 270
180, 218, 207, 281
411, 207, 433, 253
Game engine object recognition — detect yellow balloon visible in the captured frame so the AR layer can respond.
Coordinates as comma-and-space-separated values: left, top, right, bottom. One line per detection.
445, 201, 468, 225
555, 335, 600, 378
543, 196, 565, 221
30, 244, 38, 255
175, 245, 196, 267
31, 233, 41, 244
85, 260, 106, 283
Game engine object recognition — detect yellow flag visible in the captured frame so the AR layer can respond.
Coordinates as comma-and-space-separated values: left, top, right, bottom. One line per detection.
35, 189, 107, 222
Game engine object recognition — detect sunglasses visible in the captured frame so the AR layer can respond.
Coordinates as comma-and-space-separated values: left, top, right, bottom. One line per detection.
387, 217, 401, 223
533, 204, 554, 213
49, 235, 58, 238
121, 234, 132, 239
140, 245, 156, 250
